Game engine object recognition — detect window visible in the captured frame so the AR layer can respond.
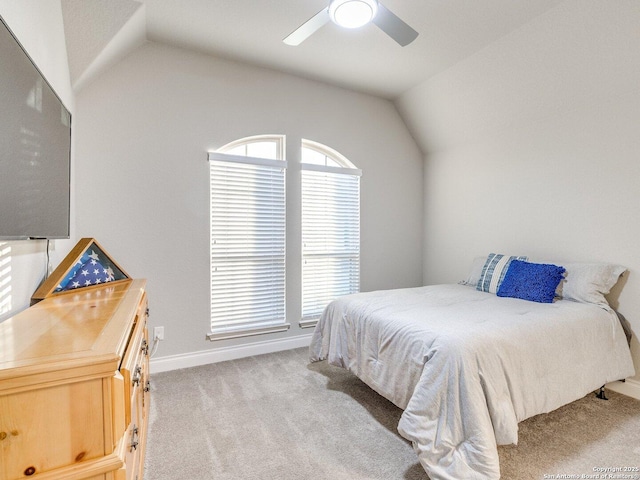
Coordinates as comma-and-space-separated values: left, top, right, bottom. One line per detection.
208, 136, 288, 340
300, 140, 361, 327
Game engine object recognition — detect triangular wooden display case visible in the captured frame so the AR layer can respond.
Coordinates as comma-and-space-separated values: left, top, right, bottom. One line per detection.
32, 237, 131, 304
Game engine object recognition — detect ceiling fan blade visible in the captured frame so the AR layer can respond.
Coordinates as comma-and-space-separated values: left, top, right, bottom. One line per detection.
283, 8, 331, 46
372, 3, 418, 46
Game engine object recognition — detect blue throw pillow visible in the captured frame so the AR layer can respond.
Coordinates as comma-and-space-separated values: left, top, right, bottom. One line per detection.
497, 260, 566, 303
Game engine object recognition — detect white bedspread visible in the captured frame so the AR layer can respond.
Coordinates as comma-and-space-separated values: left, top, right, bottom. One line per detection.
309, 284, 635, 480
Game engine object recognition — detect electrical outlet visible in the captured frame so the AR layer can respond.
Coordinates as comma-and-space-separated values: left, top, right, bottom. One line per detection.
153, 326, 164, 341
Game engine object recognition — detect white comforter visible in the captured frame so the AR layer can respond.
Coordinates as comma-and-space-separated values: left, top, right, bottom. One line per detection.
309, 284, 635, 480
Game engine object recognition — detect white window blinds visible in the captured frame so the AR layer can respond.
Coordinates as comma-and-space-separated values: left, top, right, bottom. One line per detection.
301, 164, 361, 323
208, 152, 289, 340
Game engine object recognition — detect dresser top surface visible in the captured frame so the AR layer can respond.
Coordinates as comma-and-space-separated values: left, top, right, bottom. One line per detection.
0, 278, 146, 378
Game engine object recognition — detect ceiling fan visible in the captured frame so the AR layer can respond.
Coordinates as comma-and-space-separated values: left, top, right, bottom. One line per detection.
283, 0, 419, 47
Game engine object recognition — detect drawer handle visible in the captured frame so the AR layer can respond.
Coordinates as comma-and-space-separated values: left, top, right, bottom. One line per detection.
144, 379, 151, 392
132, 366, 142, 386
141, 339, 149, 356
130, 425, 139, 452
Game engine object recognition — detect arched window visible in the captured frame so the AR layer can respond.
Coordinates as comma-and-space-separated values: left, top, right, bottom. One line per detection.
219, 134, 284, 160
301, 139, 356, 168
300, 139, 361, 326
208, 135, 287, 340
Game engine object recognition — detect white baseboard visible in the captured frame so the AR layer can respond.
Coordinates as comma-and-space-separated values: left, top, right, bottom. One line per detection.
606, 378, 640, 400
150, 333, 313, 373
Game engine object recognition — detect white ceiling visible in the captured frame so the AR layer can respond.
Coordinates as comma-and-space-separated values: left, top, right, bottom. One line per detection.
62, 0, 566, 99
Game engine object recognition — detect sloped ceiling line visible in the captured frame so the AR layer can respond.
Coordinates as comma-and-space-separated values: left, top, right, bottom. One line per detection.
61, 0, 142, 87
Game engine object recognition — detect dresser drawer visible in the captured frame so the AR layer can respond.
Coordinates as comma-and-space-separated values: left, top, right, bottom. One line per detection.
0, 380, 105, 479
124, 392, 141, 480
120, 295, 148, 427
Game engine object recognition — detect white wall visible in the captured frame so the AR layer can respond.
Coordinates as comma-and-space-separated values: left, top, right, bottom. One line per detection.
74, 42, 423, 362
397, 0, 640, 385
0, 1, 75, 320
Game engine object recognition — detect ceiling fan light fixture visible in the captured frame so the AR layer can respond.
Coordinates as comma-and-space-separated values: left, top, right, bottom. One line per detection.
329, 0, 378, 29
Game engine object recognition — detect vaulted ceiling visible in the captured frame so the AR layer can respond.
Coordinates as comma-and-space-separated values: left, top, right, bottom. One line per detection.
61, 0, 565, 99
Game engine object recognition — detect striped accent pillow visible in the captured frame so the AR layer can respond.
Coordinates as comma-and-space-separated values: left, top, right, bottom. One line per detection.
476, 253, 528, 294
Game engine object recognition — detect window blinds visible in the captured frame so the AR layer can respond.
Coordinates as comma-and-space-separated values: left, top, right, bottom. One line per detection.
208, 153, 288, 339
301, 166, 360, 322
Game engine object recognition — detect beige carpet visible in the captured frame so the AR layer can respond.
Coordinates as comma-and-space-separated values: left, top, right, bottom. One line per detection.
144, 347, 640, 480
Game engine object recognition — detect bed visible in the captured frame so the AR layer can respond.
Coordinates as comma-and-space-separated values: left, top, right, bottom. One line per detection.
309, 256, 635, 480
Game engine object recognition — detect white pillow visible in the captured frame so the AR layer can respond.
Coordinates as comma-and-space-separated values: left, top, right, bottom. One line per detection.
560, 263, 626, 307
461, 256, 486, 286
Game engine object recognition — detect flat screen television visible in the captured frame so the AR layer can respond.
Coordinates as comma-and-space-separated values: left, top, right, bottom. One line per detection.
0, 15, 71, 240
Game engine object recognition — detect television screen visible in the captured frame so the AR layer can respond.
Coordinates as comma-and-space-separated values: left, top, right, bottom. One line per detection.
0, 15, 71, 240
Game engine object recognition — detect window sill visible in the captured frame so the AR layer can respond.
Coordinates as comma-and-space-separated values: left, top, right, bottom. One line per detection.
207, 323, 291, 342
299, 318, 319, 329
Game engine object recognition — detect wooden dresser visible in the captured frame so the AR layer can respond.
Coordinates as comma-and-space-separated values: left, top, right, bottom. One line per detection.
0, 278, 150, 480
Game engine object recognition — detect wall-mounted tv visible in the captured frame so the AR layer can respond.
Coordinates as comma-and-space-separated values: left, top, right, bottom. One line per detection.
0, 15, 71, 240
